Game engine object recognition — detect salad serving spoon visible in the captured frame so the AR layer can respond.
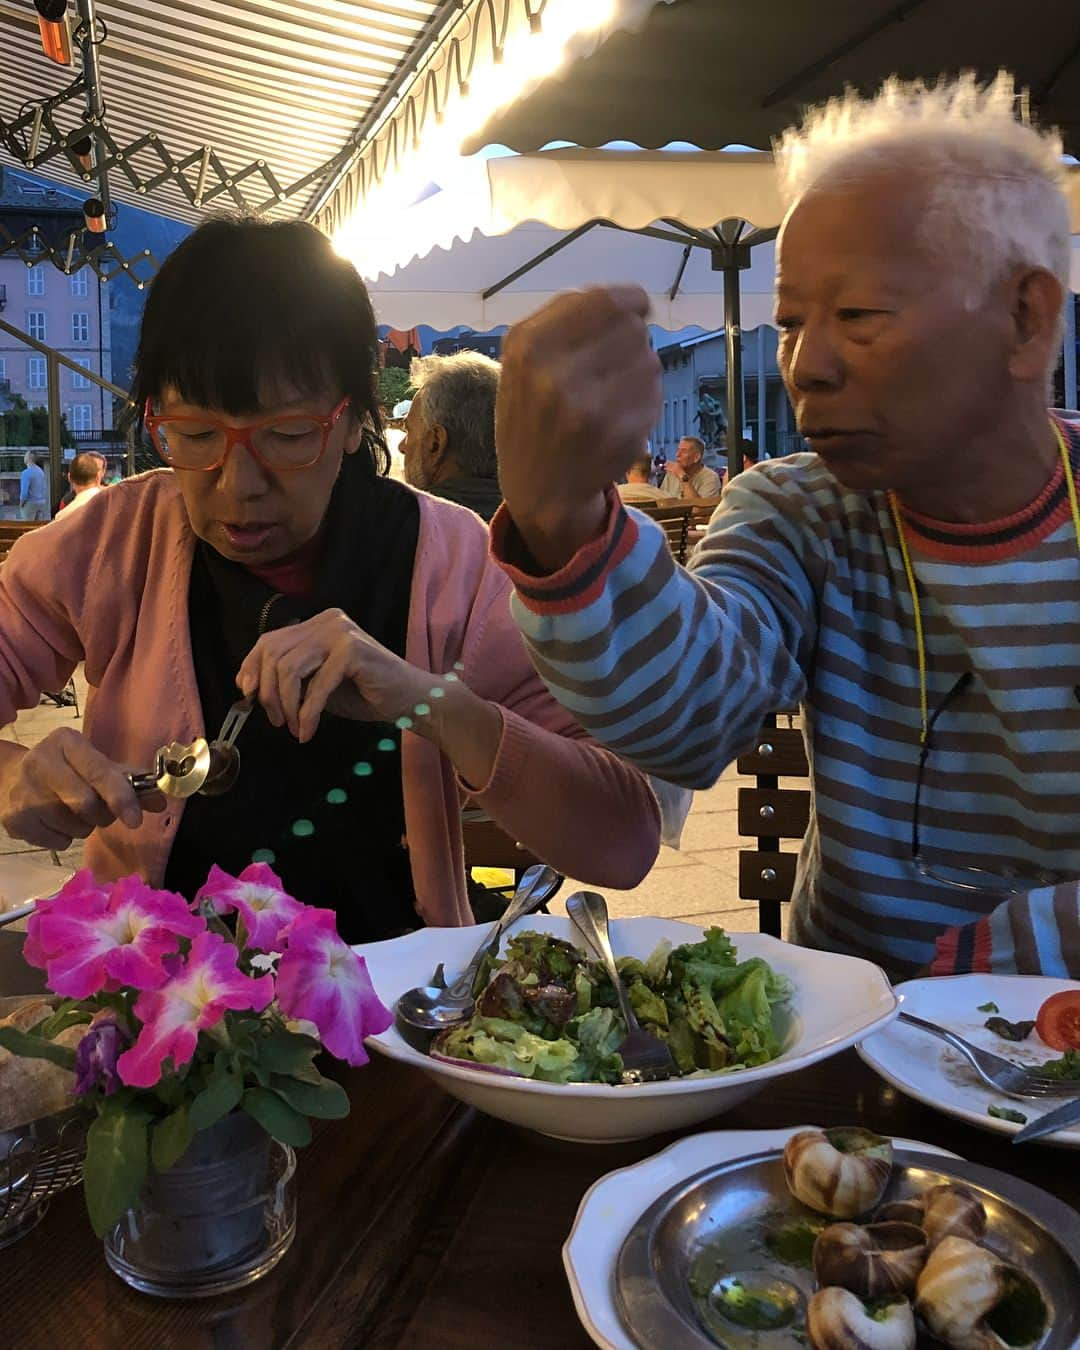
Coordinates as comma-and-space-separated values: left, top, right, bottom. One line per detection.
395, 864, 561, 1034
565, 891, 675, 1085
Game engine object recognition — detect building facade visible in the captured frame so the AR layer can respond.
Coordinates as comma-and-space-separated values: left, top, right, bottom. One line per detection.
0, 169, 112, 435
654, 324, 800, 461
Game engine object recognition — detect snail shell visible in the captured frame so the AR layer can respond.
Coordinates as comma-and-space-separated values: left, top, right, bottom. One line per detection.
806, 1288, 916, 1350
783, 1127, 894, 1218
915, 1235, 1046, 1350
878, 1183, 987, 1249
812, 1221, 928, 1298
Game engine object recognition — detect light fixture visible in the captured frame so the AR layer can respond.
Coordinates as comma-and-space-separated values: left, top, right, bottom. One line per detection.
71, 135, 94, 173
83, 197, 107, 233
34, 0, 72, 67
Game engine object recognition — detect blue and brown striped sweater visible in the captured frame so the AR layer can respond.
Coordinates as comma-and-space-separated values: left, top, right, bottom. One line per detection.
492, 419, 1080, 981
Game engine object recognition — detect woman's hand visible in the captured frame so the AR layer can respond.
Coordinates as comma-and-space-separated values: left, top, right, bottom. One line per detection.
236, 609, 434, 743
0, 728, 161, 850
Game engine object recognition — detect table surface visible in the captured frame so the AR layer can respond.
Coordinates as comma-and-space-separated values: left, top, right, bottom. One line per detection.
2, 1049, 1077, 1350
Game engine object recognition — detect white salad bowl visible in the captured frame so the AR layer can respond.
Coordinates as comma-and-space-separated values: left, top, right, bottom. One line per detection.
356, 916, 899, 1142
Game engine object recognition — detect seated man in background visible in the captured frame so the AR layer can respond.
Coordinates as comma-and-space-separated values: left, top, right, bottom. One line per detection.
401, 351, 502, 522
62, 451, 107, 514
617, 452, 669, 504
660, 435, 722, 501
491, 72, 1080, 980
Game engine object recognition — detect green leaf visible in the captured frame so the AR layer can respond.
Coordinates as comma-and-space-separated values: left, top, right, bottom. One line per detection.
151, 1104, 194, 1171
33, 1001, 93, 1041
0, 1024, 77, 1070
977, 1001, 1000, 1014
83, 1101, 153, 1237
257, 1027, 322, 1077
189, 1066, 243, 1132
242, 1087, 312, 1146
270, 1074, 350, 1120
988, 1104, 1028, 1125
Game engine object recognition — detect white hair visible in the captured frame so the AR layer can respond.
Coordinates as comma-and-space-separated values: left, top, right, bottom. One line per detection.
775, 71, 1071, 306
409, 350, 500, 479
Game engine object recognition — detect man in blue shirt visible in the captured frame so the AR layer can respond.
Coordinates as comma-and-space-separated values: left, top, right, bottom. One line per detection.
19, 451, 48, 521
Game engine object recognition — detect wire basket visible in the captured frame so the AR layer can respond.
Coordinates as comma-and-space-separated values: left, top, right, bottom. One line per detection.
0, 1107, 87, 1248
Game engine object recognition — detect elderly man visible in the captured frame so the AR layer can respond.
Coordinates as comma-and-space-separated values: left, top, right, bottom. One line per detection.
618, 452, 669, 504
401, 351, 502, 521
661, 435, 722, 501
491, 73, 1080, 981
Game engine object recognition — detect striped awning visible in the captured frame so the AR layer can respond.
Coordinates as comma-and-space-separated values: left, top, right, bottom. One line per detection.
0, 0, 449, 224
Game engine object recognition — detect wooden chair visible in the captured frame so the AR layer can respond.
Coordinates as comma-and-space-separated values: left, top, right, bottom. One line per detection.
736, 714, 810, 937
461, 809, 544, 873
0, 519, 46, 564
633, 502, 695, 563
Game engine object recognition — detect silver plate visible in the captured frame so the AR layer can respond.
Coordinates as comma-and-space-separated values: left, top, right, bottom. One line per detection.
615, 1148, 1080, 1349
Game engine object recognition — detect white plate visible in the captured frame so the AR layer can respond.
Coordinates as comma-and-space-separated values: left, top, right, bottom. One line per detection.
562, 1127, 960, 1350
357, 916, 898, 1142
858, 974, 1080, 1148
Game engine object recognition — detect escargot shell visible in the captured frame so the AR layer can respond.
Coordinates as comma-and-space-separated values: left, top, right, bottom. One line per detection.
812, 1221, 928, 1298
783, 1127, 894, 1219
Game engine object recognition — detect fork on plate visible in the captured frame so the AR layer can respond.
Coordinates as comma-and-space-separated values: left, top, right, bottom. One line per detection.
565, 891, 675, 1085
898, 1011, 1080, 1101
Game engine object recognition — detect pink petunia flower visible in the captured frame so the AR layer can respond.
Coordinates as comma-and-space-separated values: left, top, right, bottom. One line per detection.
195, 863, 304, 953
23, 869, 109, 970
275, 910, 391, 1065
117, 930, 274, 1088
30, 874, 205, 999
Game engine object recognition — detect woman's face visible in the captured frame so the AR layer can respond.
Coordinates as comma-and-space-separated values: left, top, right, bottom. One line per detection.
163, 384, 363, 566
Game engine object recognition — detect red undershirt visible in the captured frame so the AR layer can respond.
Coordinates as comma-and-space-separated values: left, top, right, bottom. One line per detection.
243, 530, 324, 597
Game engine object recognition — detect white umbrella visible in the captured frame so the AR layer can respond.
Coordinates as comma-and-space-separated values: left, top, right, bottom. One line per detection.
344, 147, 1080, 441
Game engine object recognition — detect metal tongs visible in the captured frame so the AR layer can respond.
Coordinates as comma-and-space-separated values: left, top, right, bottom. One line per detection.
127, 696, 254, 800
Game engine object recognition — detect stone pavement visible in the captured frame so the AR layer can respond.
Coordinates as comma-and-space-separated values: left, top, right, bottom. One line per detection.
1, 671, 767, 935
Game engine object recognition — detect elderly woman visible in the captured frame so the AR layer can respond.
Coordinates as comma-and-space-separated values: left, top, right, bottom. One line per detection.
0, 217, 660, 942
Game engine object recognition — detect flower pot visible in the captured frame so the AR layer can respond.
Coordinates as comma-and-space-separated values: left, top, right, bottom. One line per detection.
104, 1111, 296, 1298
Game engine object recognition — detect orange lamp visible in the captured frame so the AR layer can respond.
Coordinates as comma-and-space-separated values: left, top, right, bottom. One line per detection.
35, 0, 72, 66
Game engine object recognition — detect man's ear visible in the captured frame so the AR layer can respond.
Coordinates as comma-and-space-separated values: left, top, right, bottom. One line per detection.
1007, 266, 1064, 384
429, 423, 449, 468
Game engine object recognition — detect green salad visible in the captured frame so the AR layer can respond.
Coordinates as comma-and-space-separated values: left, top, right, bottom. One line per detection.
430, 927, 794, 1084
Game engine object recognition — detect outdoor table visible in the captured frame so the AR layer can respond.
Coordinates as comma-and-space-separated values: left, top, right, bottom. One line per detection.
2, 1049, 1077, 1348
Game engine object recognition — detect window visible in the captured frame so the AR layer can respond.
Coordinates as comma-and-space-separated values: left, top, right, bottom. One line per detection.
26, 265, 45, 297
71, 356, 92, 390
681, 398, 689, 437
72, 312, 89, 343
0, 357, 6, 380
27, 310, 47, 342
69, 403, 93, 432
27, 356, 46, 389
70, 270, 89, 298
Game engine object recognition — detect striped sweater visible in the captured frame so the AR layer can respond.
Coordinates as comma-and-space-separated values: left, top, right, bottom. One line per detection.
491, 417, 1080, 981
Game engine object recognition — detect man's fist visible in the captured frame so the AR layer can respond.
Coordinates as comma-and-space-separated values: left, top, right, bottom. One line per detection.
496, 286, 662, 570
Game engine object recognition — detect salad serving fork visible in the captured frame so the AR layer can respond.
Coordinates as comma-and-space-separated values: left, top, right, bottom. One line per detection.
898, 1011, 1080, 1101
565, 891, 675, 1085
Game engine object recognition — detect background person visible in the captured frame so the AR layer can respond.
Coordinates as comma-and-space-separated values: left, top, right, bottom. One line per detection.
660, 436, 722, 501
19, 452, 48, 521
0, 217, 660, 944
400, 352, 502, 522
62, 452, 107, 514
491, 73, 1080, 981
617, 452, 669, 504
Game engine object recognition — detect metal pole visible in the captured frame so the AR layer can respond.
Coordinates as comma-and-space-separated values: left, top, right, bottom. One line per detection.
723, 264, 744, 478
46, 353, 62, 516
76, 0, 111, 216
757, 325, 767, 456
1065, 295, 1078, 411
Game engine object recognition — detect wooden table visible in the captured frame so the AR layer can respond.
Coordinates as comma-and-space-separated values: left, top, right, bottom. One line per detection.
2, 1050, 1077, 1349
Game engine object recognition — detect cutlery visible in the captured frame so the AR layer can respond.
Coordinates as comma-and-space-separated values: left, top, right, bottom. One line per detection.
565, 891, 675, 1085
395, 864, 561, 1033
898, 1011, 1080, 1100
126, 696, 254, 801
1012, 1093, 1080, 1144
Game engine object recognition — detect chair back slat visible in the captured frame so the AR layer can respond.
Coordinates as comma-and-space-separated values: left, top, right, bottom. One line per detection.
737, 714, 810, 937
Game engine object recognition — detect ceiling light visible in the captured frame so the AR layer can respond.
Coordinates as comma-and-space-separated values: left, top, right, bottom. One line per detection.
34, 0, 72, 67
83, 197, 106, 233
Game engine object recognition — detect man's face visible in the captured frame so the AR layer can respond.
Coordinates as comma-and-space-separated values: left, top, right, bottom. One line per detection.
675, 440, 702, 472
400, 390, 442, 490
775, 175, 1015, 496
165, 383, 361, 566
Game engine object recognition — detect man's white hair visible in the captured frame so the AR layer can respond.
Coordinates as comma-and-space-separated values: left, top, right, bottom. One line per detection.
775, 71, 1071, 305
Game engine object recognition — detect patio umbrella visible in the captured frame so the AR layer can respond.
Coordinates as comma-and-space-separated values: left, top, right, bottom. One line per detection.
352, 146, 1080, 463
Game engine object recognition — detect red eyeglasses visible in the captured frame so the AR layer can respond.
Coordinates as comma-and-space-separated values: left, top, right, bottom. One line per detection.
144, 396, 352, 472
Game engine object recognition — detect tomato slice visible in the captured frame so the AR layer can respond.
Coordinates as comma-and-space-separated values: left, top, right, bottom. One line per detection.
1036, 990, 1080, 1051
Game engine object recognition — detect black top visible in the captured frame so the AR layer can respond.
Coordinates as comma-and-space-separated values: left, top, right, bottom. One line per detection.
426, 475, 502, 523
165, 460, 421, 943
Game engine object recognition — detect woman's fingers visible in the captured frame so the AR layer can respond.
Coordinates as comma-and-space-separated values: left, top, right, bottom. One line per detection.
296, 646, 352, 743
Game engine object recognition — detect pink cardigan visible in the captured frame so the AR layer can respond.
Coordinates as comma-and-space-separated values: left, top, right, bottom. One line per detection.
0, 472, 660, 926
